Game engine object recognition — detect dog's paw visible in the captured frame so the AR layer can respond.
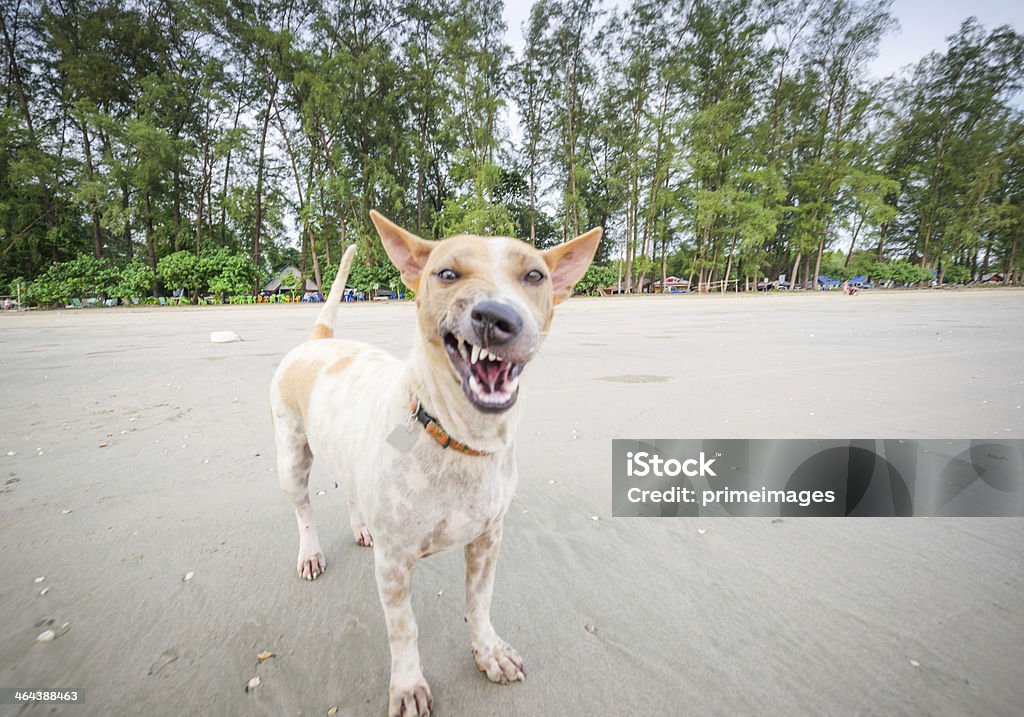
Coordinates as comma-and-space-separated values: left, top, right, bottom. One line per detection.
355, 526, 373, 547
297, 552, 325, 580
473, 640, 525, 684
387, 678, 432, 717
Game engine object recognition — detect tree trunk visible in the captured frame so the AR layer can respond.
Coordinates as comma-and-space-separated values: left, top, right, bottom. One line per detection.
697, 225, 712, 291
844, 216, 863, 268
80, 122, 103, 257
0, 13, 56, 240
273, 98, 322, 293
122, 184, 132, 260
172, 148, 182, 251
528, 140, 537, 245
812, 238, 825, 291
143, 193, 158, 296
195, 190, 205, 257
220, 88, 244, 246
254, 81, 277, 292
788, 251, 801, 291
1003, 232, 1019, 283
723, 233, 738, 293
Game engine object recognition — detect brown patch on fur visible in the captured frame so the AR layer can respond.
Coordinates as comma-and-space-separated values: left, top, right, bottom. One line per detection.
308, 323, 333, 340
277, 358, 324, 417
386, 587, 408, 607
326, 356, 354, 374
465, 550, 481, 577
382, 566, 405, 587
419, 518, 450, 558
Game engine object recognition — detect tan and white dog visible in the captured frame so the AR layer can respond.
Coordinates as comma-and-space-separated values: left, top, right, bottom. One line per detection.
270, 211, 601, 717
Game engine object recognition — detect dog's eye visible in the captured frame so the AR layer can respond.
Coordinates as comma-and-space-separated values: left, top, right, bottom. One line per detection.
436, 269, 459, 283
524, 269, 545, 285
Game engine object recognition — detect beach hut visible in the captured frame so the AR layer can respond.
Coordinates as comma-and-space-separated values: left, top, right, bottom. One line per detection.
263, 264, 320, 295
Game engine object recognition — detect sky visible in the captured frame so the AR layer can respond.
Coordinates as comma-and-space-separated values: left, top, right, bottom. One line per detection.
501, 0, 1024, 80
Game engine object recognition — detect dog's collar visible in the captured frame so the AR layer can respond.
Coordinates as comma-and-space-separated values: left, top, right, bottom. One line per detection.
408, 396, 490, 457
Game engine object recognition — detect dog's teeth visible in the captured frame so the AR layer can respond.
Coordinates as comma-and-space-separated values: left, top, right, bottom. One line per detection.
471, 344, 481, 364
506, 376, 519, 393
469, 375, 482, 393
458, 341, 468, 361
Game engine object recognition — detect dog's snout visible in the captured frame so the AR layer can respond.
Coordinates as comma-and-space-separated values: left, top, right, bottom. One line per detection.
470, 301, 523, 346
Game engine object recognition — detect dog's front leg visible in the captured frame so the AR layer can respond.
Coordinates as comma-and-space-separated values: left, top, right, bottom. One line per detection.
374, 548, 432, 717
465, 523, 525, 684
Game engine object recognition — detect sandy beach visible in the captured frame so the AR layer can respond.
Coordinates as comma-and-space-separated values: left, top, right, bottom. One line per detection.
1, 288, 1022, 716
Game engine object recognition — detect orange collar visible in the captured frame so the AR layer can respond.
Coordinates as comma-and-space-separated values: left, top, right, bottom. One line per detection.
408, 396, 490, 457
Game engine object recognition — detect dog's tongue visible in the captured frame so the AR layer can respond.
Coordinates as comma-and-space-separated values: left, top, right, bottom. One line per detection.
471, 359, 510, 393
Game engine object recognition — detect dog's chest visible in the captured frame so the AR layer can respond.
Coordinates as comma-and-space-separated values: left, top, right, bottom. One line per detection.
383, 447, 517, 556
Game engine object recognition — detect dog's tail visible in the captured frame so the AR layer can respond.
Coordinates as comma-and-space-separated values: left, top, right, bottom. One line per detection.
309, 244, 357, 340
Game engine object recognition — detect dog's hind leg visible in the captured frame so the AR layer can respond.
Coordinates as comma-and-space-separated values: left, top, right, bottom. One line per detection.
465, 523, 524, 684
274, 418, 325, 580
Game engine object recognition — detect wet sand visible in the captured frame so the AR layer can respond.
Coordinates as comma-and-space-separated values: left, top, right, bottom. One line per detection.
1, 288, 1022, 716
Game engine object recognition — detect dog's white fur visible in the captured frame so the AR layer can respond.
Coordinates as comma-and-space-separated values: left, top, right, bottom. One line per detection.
270, 211, 601, 716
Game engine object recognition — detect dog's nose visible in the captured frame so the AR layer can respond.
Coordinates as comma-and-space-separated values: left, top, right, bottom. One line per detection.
470, 301, 523, 346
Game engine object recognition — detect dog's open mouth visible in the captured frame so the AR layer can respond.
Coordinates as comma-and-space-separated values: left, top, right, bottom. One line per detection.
443, 332, 523, 412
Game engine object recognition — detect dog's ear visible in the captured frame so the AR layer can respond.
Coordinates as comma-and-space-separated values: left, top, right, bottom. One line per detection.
541, 227, 603, 304
369, 210, 435, 291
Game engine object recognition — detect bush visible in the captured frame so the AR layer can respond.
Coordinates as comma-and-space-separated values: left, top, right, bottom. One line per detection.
157, 251, 200, 297
889, 261, 932, 285
27, 255, 117, 305
870, 260, 931, 286
111, 262, 157, 300
347, 259, 402, 294
157, 248, 255, 301
573, 264, 618, 295
205, 250, 257, 300
943, 264, 971, 284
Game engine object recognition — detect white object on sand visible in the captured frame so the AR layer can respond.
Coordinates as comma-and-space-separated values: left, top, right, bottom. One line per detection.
210, 331, 242, 343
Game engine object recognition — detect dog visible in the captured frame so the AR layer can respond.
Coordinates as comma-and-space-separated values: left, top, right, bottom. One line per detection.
270, 211, 601, 716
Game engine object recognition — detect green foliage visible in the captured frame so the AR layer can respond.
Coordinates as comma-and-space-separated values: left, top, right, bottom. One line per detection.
821, 252, 854, 282
156, 248, 258, 299
2, 0, 1022, 300
206, 251, 257, 299
111, 261, 156, 300
27, 255, 117, 305
943, 264, 971, 284
870, 260, 932, 285
157, 251, 199, 294
573, 264, 618, 295
348, 260, 403, 294
280, 272, 303, 297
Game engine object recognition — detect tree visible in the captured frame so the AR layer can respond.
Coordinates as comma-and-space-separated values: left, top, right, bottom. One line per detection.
157, 250, 200, 299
